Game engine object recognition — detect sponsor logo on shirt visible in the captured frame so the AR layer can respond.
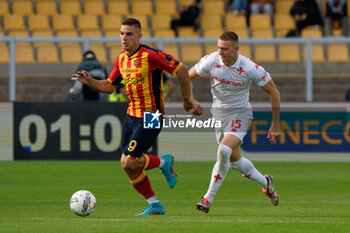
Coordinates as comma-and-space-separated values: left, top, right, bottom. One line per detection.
213, 76, 245, 87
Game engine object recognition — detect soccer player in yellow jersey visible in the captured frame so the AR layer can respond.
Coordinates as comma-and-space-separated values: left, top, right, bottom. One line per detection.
72, 18, 202, 215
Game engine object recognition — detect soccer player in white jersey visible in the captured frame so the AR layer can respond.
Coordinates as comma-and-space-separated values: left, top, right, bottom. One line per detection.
189, 31, 281, 213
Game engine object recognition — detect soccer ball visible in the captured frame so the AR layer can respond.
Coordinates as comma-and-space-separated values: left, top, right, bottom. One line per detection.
70, 190, 96, 217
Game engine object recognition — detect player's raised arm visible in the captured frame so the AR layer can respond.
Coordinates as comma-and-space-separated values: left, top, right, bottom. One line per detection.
189, 66, 200, 80
71, 70, 116, 94
260, 79, 281, 144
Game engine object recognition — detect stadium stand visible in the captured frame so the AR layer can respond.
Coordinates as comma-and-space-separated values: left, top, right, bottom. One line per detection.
0, 1, 10, 16
180, 43, 203, 63
4, 14, 26, 31
250, 13, 272, 30
32, 30, 55, 47
0, 31, 9, 64
275, 0, 294, 14
83, 0, 106, 15
163, 43, 180, 60
35, 0, 59, 16
59, 0, 82, 15
37, 45, 60, 64
274, 14, 296, 38
301, 27, 325, 62
131, 0, 153, 16
77, 15, 100, 31
200, 15, 223, 31
101, 15, 123, 31
225, 13, 247, 31
177, 26, 200, 38
61, 45, 82, 63
107, 0, 130, 15
151, 15, 172, 31
12, 0, 34, 16
52, 14, 75, 31
202, 0, 225, 16
327, 44, 349, 62
28, 15, 51, 31
153, 29, 175, 38
252, 29, 277, 63
154, 0, 177, 16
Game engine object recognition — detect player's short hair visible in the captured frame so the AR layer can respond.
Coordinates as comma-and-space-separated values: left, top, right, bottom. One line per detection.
121, 18, 141, 31
219, 31, 239, 43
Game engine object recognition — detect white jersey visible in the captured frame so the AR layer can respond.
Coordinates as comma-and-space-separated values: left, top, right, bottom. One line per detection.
195, 52, 271, 116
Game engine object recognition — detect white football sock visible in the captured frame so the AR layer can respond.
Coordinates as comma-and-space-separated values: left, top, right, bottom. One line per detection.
146, 195, 159, 204
230, 157, 267, 189
158, 158, 165, 168
204, 144, 232, 203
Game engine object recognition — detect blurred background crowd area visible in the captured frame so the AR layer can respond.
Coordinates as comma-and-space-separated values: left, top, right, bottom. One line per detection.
0, 0, 349, 102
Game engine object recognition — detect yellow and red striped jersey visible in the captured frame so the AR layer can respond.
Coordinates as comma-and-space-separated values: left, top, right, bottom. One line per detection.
108, 44, 182, 118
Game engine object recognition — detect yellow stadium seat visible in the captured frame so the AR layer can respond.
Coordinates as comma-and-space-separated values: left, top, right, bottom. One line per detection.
203, 29, 224, 38
61, 45, 82, 63
151, 15, 172, 31
84, 0, 106, 15
278, 44, 301, 62
107, 0, 130, 15
105, 30, 121, 47
32, 30, 54, 47
274, 14, 295, 37
252, 29, 276, 63
57, 30, 79, 47
81, 30, 103, 48
0, 43, 9, 64
60, 0, 82, 15
202, 1, 225, 16
301, 28, 324, 62
204, 43, 217, 54
154, 0, 177, 16
327, 44, 349, 62
153, 29, 175, 38
36, 0, 58, 15
8, 30, 30, 47
4, 15, 25, 31
101, 15, 123, 31
234, 29, 249, 39
28, 15, 50, 31
275, 0, 294, 14
77, 15, 99, 31
180, 44, 203, 63
109, 44, 124, 62
53, 15, 75, 31
89, 44, 108, 63
250, 14, 272, 30
37, 45, 60, 64
239, 44, 252, 59
0, 1, 10, 16
15, 44, 36, 64
12, 1, 34, 15
177, 27, 200, 38
131, 0, 153, 15
125, 15, 149, 29
225, 13, 247, 31
201, 15, 223, 31
163, 43, 180, 60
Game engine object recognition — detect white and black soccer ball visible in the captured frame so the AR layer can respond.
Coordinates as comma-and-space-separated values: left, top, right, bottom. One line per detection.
70, 190, 96, 217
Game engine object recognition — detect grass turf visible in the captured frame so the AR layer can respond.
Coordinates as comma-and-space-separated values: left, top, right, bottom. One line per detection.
0, 161, 349, 233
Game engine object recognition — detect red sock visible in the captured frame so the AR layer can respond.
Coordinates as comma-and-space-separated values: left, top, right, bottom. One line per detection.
130, 171, 155, 199
143, 154, 160, 170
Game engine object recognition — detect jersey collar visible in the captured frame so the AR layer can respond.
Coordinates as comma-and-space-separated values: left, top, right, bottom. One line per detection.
218, 53, 242, 68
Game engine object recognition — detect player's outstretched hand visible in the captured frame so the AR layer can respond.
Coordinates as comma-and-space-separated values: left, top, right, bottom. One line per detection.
267, 125, 281, 144
70, 70, 92, 85
191, 100, 203, 116
183, 98, 194, 112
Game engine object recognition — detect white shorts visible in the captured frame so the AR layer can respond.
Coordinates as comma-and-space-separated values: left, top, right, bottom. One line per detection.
214, 111, 253, 144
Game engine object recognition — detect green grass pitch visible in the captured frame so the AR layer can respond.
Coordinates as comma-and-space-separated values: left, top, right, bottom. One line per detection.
1, 161, 349, 233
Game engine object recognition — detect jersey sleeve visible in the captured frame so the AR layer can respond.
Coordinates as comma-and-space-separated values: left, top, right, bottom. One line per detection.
194, 55, 212, 76
107, 54, 121, 84
150, 50, 183, 75
250, 63, 271, 87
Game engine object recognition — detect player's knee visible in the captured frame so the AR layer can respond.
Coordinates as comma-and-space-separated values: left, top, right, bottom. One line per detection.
218, 144, 232, 164
121, 155, 140, 172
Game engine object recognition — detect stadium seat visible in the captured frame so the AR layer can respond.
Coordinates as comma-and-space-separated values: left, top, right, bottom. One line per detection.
12, 0, 34, 15
202, 1, 225, 16
105, 30, 121, 47
89, 44, 108, 63
250, 14, 272, 30
180, 44, 203, 63
200, 15, 223, 31
177, 27, 200, 38
4, 15, 26, 31
80, 30, 103, 47
77, 15, 100, 31
275, 0, 294, 14
60, 0, 82, 16
131, 0, 153, 16
239, 44, 252, 59
301, 28, 325, 62
0, 43, 9, 64
203, 29, 224, 38
107, 0, 130, 15
8, 30, 31, 47
252, 29, 276, 63
327, 44, 349, 62
109, 44, 124, 62
56, 30, 79, 47
0, 1, 10, 16
83, 0, 106, 15
153, 29, 175, 38
225, 14, 247, 31
37, 45, 60, 64
234, 29, 249, 39
154, 0, 177, 16
53, 15, 75, 31
15, 44, 36, 64
61, 45, 82, 63
151, 15, 172, 31
125, 15, 149, 30
274, 14, 295, 37
278, 44, 301, 62
163, 43, 180, 60
35, 0, 58, 15
101, 15, 122, 31
32, 30, 54, 47
204, 43, 218, 54
28, 15, 51, 31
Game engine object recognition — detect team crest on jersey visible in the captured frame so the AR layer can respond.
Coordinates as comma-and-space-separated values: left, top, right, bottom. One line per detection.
215, 64, 221, 68
133, 60, 139, 67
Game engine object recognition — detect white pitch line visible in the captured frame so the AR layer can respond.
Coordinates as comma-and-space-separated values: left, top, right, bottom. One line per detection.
2, 217, 345, 225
